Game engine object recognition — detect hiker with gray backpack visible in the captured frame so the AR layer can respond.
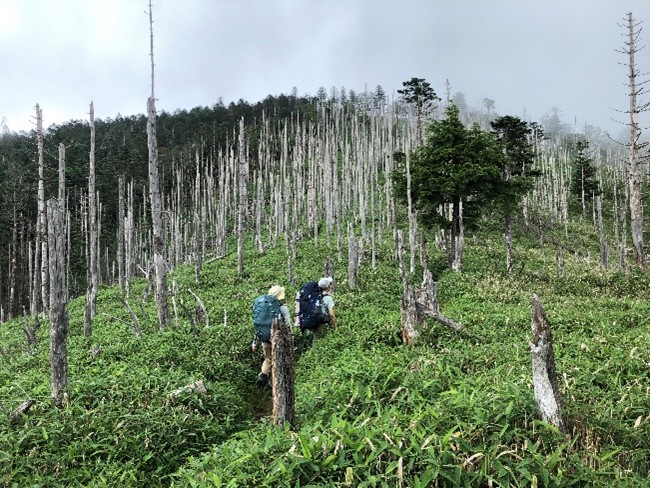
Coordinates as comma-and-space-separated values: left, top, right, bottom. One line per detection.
252, 285, 291, 388
295, 277, 336, 343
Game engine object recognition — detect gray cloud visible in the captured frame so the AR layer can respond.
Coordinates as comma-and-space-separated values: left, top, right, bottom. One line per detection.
2, 0, 649, 133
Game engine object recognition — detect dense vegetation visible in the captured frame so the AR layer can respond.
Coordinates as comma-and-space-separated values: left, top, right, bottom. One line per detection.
0, 93, 320, 314
1, 79, 648, 486
1, 217, 649, 486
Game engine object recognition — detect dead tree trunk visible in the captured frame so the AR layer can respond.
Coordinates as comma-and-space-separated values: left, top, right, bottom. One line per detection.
622, 12, 647, 270
530, 294, 565, 432
271, 316, 295, 429
400, 278, 421, 346
596, 195, 609, 270
85, 102, 98, 337
36, 104, 48, 315
347, 221, 358, 289
505, 213, 514, 273
117, 176, 125, 293
325, 256, 335, 292
405, 149, 417, 273
47, 199, 68, 406
237, 117, 248, 275
416, 270, 462, 332
147, 1, 169, 329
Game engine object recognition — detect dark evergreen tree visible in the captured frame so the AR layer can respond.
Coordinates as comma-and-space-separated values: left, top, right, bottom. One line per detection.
397, 77, 440, 143
491, 115, 539, 272
393, 104, 504, 267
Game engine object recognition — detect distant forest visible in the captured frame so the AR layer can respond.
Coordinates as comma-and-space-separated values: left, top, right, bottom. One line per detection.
0, 85, 620, 319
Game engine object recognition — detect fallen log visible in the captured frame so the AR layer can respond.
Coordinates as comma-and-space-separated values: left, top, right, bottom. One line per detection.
11, 399, 36, 421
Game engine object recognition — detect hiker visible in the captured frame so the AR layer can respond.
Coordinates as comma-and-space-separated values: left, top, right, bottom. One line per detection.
296, 277, 336, 341
252, 285, 291, 388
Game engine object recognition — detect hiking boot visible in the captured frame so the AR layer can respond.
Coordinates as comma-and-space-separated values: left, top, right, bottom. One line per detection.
257, 373, 269, 388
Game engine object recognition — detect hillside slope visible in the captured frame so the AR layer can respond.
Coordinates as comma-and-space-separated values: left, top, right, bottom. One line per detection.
1, 230, 649, 487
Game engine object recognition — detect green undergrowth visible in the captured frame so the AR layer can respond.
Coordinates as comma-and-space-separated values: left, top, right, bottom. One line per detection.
1, 231, 649, 486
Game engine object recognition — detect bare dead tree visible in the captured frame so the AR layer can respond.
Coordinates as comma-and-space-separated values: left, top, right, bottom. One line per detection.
57, 143, 65, 203
85, 102, 98, 337
616, 12, 648, 270
117, 176, 125, 292
237, 117, 248, 275
596, 195, 609, 270
530, 294, 565, 432
147, 0, 169, 329
47, 199, 68, 406
347, 221, 358, 289
35, 104, 47, 316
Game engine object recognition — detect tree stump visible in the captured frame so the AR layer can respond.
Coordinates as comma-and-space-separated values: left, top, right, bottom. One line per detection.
416, 270, 462, 332
530, 294, 565, 432
400, 280, 421, 346
271, 317, 295, 429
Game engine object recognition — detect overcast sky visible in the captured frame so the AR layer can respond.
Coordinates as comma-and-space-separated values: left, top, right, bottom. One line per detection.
2, 0, 650, 134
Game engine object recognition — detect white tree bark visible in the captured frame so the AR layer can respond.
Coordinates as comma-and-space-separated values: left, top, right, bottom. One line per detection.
624, 12, 646, 270
237, 117, 248, 275
147, 1, 169, 329
48, 199, 68, 405
530, 294, 564, 432
85, 102, 98, 337
272, 316, 295, 429
36, 104, 48, 315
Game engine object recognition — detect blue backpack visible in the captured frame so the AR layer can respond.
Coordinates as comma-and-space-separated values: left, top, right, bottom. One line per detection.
252, 294, 281, 343
297, 281, 330, 331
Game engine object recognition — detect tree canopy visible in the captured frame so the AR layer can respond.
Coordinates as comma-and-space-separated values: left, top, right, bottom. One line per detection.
393, 104, 505, 232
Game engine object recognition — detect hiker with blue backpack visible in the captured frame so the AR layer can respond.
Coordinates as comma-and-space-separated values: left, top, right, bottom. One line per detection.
295, 277, 336, 341
252, 285, 291, 388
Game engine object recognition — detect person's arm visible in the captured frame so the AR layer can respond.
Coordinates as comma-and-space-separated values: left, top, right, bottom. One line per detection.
328, 307, 336, 328
280, 304, 291, 325
324, 295, 336, 328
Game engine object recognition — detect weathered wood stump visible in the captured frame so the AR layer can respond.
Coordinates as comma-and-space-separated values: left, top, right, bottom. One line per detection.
530, 294, 565, 432
271, 317, 295, 429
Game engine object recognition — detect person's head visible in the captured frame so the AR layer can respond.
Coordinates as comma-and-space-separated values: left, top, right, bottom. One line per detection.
318, 277, 333, 290
268, 285, 286, 301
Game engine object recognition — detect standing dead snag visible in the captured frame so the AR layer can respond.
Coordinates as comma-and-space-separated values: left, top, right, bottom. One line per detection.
146, 1, 170, 330
47, 199, 68, 406
85, 101, 98, 337
530, 294, 565, 432
271, 316, 295, 429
